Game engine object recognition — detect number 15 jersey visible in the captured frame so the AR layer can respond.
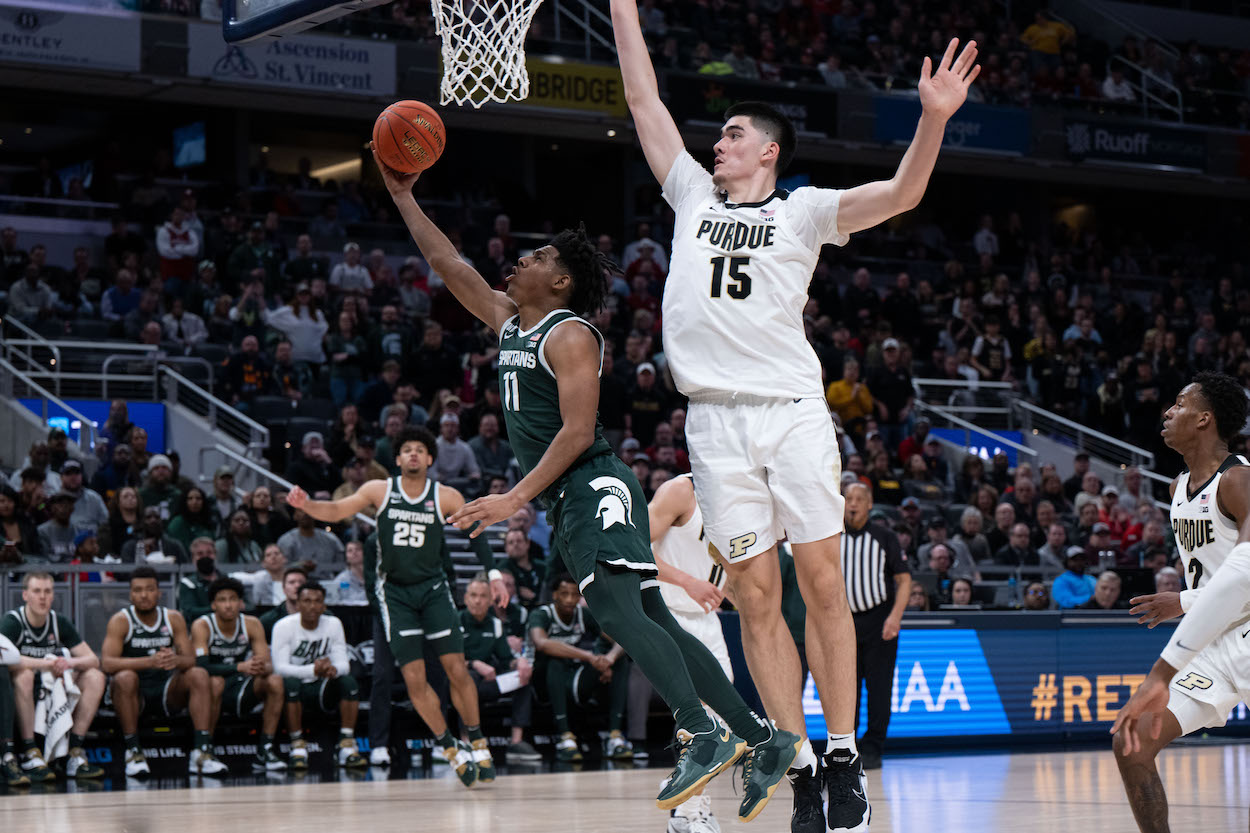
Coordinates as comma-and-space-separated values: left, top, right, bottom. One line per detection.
661, 150, 850, 400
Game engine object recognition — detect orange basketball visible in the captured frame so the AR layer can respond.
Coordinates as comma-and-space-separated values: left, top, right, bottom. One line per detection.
373, 100, 447, 174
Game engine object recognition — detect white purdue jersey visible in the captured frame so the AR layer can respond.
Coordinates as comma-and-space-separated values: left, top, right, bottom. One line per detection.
1170, 455, 1249, 593
655, 475, 728, 615
661, 150, 849, 400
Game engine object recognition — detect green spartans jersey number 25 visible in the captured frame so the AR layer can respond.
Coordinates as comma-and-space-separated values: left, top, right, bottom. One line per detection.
373, 476, 448, 585
497, 309, 613, 506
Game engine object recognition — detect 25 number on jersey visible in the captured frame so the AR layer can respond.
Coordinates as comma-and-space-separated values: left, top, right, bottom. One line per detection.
709, 256, 752, 300
392, 521, 426, 549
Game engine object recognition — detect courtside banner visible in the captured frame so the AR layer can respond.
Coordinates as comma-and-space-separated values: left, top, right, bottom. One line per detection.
0, 4, 139, 71
1065, 117, 1207, 171
666, 72, 838, 138
874, 96, 1030, 155
186, 22, 395, 96
521, 58, 627, 118
789, 618, 1250, 743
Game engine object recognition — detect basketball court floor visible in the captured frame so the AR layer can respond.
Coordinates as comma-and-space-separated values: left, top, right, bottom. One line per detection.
2, 741, 1246, 832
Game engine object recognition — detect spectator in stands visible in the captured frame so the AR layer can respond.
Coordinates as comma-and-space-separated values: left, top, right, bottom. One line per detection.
331, 459, 374, 516
157, 205, 200, 282
625, 363, 668, 448
1125, 520, 1169, 566
469, 413, 513, 483
102, 486, 141, 557
139, 455, 181, 520
868, 338, 913, 450
236, 543, 288, 606
122, 289, 162, 342
1074, 501, 1101, 546
271, 340, 310, 401
917, 516, 976, 580
264, 283, 329, 366
955, 506, 991, 566
905, 584, 930, 611
947, 578, 974, 607
207, 467, 239, 531
167, 486, 217, 551
247, 486, 293, 548
985, 501, 1015, 554
36, 492, 79, 563
100, 268, 141, 323
1116, 466, 1148, 514
1037, 523, 1071, 575
825, 360, 872, 442
325, 310, 368, 406
284, 234, 329, 285
955, 454, 988, 503
8, 264, 56, 323
1102, 67, 1135, 102
8, 442, 60, 494
1085, 521, 1119, 566
59, 460, 105, 533
359, 361, 403, 425
278, 508, 344, 568
328, 404, 365, 468
1004, 474, 1039, 528
902, 454, 946, 503
287, 432, 338, 496
161, 297, 208, 349
0, 484, 39, 561
430, 413, 481, 495
228, 221, 281, 296
1154, 566, 1182, 594
177, 537, 222, 621
868, 451, 904, 506
502, 527, 545, 608
994, 523, 1040, 568
1022, 582, 1051, 611
370, 305, 414, 373
1081, 570, 1127, 610
1063, 453, 1092, 501
119, 505, 188, 563
375, 410, 406, 475
327, 540, 367, 605
216, 508, 263, 563
1052, 547, 1097, 608
1039, 471, 1070, 514
330, 242, 372, 297
223, 334, 273, 408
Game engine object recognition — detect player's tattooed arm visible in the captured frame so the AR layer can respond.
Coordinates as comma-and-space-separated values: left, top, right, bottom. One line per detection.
609, 0, 685, 184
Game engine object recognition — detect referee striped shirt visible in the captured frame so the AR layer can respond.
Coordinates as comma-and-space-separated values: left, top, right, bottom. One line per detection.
840, 521, 910, 613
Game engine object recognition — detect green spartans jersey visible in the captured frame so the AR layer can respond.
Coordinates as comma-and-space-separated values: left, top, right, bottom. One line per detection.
460, 610, 514, 670
121, 605, 176, 684
374, 476, 448, 585
198, 613, 253, 665
0, 606, 82, 659
497, 310, 614, 505
528, 602, 601, 668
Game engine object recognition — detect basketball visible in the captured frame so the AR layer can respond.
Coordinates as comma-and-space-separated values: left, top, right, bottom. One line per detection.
373, 100, 447, 174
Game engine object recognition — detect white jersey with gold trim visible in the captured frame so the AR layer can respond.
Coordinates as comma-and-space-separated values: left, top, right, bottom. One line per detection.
661, 150, 849, 400
654, 475, 726, 615
1170, 454, 1249, 592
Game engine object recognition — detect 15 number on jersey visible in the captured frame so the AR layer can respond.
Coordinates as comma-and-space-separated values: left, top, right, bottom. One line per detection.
709, 256, 752, 299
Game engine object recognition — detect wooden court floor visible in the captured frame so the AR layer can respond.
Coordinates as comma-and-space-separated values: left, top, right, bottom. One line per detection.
2, 743, 1246, 832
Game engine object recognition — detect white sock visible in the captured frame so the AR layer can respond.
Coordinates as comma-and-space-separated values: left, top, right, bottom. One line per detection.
826, 733, 857, 757
790, 738, 819, 775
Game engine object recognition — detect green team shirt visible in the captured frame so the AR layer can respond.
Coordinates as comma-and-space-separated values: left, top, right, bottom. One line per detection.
0, 606, 82, 658
528, 602, 601, 670
198, 613, 254, 673
373, 476, 449, 585
460, 610, 514, 670
497, 310, 614, 505
121, 605, 176, 684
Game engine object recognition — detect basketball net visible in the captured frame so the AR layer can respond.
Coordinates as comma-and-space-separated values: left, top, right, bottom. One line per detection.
433, 0, 542, 107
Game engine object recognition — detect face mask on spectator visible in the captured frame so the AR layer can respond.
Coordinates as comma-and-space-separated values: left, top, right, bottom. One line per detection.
196, 556, 216, 576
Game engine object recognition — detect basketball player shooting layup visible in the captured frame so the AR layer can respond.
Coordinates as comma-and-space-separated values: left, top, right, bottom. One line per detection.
610, 2, 979, 830
372, 149, 796, 819
1109, 372, 1250, 833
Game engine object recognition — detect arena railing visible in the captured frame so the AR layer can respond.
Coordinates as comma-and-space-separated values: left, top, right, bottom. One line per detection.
911, 378, 1016, 430
1009, 399, 1155, 471
913, 399, 1039, 461
0, 318, 62, 392
1108, 54, 1184, 123
161, 370, 269, 460
0, 193, 121, 220
0, 354, 98, 455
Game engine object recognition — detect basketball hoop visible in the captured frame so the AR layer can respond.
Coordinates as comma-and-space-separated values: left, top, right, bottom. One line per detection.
432, 0, 542, 107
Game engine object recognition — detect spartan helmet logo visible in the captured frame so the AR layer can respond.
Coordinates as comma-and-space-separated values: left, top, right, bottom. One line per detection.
589, 476, 635, 531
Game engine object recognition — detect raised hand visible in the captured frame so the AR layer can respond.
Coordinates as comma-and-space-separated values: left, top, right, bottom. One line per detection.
370, 144, 421, 198
919, 38, 980, 121
285, 485, 308, 510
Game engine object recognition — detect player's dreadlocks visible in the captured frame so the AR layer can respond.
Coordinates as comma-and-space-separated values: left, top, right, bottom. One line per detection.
550, 223, 618, 316
1193, 371, 1249, 443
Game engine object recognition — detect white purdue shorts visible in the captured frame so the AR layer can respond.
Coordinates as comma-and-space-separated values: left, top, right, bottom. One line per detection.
672, 608, 733, 682
687, 393, 844, 563
1167, 624, 1250, 735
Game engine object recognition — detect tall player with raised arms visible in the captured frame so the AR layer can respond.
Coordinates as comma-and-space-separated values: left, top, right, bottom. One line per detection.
373, 147, 797, 819
609, 2, 979, 830
1111, 371, 1250, 832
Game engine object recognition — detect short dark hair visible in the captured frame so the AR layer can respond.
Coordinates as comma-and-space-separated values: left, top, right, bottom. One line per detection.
549, 223, 619, 316
283, 565, 309, 581
1193, 371, 1249, 443
298, 580, 326, 599
550, 572, 578, 593
129, 566, 159, 584
208, 576, 247, 602
724, 101, 797, 174
396, 426, 438, 464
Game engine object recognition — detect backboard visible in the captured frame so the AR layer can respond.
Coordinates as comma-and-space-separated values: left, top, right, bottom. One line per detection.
221, 0, 390, 43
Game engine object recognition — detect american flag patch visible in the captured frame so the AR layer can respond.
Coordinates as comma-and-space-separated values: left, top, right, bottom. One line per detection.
529, 333, 541, 342
425, 501, 433, 509
760, 209, 775, 219
1201, 492, 1210, 505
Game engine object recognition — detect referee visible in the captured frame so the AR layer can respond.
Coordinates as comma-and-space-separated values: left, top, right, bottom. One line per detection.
840, 482, 911, 770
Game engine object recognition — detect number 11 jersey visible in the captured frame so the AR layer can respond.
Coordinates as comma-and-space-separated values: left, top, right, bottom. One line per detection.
661, 150, 850, 400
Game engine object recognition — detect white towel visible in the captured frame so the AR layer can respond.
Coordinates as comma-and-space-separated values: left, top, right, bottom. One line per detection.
0, 634, 20, 666
34, 661, 81, 761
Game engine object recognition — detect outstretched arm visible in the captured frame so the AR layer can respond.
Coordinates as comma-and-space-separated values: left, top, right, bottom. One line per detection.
837, 39, 980, 235
648, 476, 723, 613
449, 323, 601, 533
287, 479, 387, 523
610, 0, 686, 184
373, 147, 516, 333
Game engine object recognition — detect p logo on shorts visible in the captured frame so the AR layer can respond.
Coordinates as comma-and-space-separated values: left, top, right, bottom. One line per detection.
589, 476, 635, 531
727, 532, 757, 561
